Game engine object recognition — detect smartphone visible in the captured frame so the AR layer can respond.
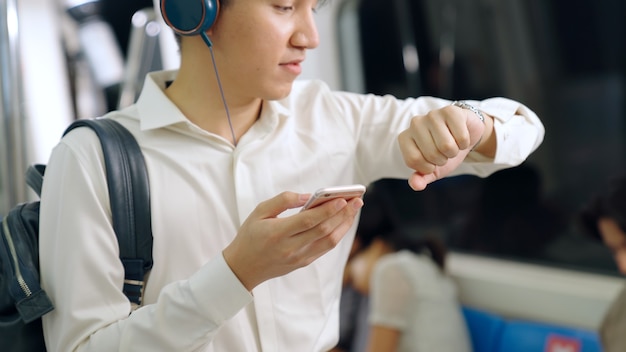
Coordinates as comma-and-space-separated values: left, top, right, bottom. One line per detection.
301, 184, 366, 211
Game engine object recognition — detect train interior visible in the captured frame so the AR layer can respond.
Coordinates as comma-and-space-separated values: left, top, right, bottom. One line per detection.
1, 0, 625, 351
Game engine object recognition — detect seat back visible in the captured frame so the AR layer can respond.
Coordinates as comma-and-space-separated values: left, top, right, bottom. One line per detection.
496, 319, 603, 352
462, 306, 506, 352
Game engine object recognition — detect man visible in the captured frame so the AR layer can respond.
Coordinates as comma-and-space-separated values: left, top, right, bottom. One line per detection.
39, 0, 544, 350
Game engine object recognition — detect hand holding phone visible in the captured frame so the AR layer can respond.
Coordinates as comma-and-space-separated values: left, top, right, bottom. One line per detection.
301, 184, 366, 212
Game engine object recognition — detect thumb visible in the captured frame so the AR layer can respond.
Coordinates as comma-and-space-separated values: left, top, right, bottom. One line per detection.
408, 147, 472, 191
408, 172, 437, 191
253, 191, 308, 218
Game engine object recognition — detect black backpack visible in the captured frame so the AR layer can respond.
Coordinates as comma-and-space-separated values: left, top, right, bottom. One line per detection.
0, 118, 153, 351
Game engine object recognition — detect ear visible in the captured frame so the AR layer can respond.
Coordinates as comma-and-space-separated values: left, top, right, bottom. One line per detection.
160, 0, 219, 37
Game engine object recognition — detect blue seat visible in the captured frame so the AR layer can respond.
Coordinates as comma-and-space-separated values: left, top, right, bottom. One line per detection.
496, 319, 603, 352
462, 306, 506, 352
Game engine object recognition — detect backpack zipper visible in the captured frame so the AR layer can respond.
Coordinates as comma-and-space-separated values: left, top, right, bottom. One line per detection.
2, 219, 33, 297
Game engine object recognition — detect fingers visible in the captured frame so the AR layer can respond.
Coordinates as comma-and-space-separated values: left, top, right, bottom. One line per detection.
446, 108, 473, 150
421, 108, 469, 158
223, 193, 363, 290
264, 196, 363, 272
295, 197, 363, 245
304, 199, 364, 258
399, 104, 483, 186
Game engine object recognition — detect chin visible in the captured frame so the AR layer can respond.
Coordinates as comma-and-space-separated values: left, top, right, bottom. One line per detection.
264, 82, 294, 100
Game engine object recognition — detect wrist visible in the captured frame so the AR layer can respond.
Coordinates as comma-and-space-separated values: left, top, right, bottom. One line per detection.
473, 112, 496, 157
222, 246, 258, 291
452, 100, 487, 150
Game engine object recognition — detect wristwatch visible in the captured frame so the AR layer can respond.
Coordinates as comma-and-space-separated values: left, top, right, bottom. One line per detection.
452, 101, 485, 123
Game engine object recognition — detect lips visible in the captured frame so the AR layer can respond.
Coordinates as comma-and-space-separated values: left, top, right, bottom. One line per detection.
280, 59, 304, 75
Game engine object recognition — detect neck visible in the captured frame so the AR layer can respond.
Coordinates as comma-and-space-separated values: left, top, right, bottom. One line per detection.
165, 42, 262, 144
368, 238, 394, 258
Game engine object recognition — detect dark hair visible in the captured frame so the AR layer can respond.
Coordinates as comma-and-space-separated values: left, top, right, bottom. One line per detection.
579, 173, 626, 240
356, 180, 447, 270
355, 183, 397, 249
386, 227, 448, 271
171, 0, 330, 46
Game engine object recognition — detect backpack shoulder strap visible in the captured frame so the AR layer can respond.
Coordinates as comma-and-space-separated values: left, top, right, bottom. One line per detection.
25, 164, 46, 197
63, 118, 153, 305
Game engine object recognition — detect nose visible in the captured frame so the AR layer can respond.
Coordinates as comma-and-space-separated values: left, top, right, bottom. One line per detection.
291, 9, 320, 49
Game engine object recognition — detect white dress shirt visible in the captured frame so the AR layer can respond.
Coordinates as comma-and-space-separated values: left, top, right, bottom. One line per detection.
40, 70, 544, 351
369, 251, 472, 352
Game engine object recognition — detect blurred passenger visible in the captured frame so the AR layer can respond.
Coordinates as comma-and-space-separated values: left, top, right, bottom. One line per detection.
332, 283, 370, 352
342, 182, 472, 352
332, 180, 398, 352
579, 173, 626, 352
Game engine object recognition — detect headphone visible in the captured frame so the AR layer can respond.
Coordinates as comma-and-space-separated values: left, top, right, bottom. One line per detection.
160, 0, 220, 43
160, 0, 236, 144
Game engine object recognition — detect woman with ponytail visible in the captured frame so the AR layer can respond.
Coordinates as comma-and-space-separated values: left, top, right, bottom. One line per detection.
345, 181, 472, 352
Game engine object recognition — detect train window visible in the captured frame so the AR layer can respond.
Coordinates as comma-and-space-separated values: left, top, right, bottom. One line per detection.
339, 0, 625, 276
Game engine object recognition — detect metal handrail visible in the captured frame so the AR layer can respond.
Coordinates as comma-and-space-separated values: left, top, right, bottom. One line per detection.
118, 7, 163, 109
336, 0, 366, 93
0, 0, 28, 216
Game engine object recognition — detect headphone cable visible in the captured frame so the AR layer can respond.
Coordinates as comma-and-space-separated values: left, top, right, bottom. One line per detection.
202, 32, 237, 146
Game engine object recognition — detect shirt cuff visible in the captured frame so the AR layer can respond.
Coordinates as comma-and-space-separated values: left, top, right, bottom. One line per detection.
187, 253, 253, 323
471, 97, 544, 166
472, 97, 520, 123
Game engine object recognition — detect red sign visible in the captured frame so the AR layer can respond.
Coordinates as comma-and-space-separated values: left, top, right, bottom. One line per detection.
545, 334, 581, 352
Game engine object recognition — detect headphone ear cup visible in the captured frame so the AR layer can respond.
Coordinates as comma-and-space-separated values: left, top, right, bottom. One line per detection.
161, 0, 219, 36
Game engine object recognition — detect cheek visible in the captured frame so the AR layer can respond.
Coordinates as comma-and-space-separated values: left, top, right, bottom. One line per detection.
348, 257, 372, 295
615, 250, 626, 275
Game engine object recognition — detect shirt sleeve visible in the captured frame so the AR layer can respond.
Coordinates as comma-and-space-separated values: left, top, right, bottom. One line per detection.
39, 129, 253, 352
455, 97, 546, 177
368, 256, 412, 330
405, 96, 545, 178
327, 88, 545, 181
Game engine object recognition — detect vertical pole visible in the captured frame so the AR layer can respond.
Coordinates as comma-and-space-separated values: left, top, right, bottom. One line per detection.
0, 0, 28, 216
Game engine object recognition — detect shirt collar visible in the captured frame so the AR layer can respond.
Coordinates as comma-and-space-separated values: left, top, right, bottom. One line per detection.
136, 70, 187, 130
266, 97, 291, 119
136, 69, 293, 131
